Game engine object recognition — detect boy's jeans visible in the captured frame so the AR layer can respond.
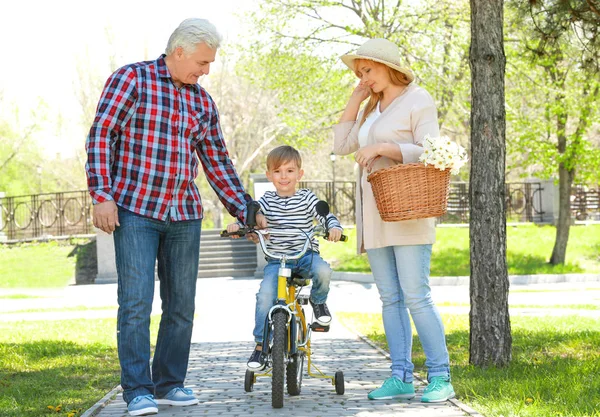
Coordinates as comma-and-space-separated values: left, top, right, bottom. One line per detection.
113, 208, 201, 404
366, 244, 450, 382
253, 250, 331, 343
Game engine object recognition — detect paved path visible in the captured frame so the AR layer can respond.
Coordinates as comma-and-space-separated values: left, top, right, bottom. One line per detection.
4, 278, 599, 416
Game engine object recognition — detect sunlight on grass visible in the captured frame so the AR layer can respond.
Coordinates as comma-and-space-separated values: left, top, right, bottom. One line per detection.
320, 224, 600, 275
339, 312, 600, 417
0, 317, 160, 417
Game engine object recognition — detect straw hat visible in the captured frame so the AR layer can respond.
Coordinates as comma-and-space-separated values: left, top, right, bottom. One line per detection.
341, 38, 414, 83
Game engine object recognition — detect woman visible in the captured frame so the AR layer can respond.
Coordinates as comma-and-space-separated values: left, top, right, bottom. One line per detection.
333, 38, 455, 403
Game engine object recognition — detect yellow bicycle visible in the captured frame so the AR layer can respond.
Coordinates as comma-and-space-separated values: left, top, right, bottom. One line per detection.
221, 201, 346, 408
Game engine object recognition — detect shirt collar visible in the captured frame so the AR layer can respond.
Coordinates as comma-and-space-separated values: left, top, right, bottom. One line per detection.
156, 54, 200, 93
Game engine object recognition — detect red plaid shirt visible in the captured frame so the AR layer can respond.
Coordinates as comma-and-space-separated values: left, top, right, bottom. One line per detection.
85, 55, 251, 222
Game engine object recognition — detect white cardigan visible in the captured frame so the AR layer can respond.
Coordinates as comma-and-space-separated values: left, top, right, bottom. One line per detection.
333, 84, 440, 253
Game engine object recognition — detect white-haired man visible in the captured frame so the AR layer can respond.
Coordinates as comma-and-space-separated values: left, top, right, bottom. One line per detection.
85, 18, 265, 416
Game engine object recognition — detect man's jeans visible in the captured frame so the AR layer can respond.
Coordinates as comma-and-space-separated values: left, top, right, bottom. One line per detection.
366, 244, 450, 382
253, 251, 331, 343
113, 208, 201, 404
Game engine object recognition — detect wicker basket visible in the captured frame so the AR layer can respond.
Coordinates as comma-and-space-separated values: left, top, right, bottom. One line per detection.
367, 163, 451, 221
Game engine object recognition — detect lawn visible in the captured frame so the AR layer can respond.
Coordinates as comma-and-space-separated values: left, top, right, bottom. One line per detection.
339, 312, 600, 417
0, 241, 77, 288
320, 224, 600, 275
0, 317, 160, 417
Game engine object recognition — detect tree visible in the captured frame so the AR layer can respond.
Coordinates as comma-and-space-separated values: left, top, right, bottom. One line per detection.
247, 0, 473, 147
468, 0, 512, 366
506, 0, 600, 264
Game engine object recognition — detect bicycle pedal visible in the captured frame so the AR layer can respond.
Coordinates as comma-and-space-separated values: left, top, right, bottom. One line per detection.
297, 295, 310, 305
310, 323, 330, 332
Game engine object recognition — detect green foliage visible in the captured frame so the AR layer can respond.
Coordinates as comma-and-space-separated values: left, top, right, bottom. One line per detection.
244, 0, 473, 147
505, 1, 600, 184
340, 312, 600, 417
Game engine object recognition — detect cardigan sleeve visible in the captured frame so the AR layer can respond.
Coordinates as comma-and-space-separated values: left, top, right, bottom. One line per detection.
332, 108, 363, 156
398, 89, 440, 163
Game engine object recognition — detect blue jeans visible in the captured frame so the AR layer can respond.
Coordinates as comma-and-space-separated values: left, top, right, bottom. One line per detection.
113, 207, 201, 404
253, 250, 331, 343
366, 244, 450, 382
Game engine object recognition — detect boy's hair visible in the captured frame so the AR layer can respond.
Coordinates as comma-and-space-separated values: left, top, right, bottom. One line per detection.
266, 145, 303, 171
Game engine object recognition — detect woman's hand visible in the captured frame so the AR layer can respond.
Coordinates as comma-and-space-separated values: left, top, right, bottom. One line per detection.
355, 144, 381, 171
351, 81, 371, 103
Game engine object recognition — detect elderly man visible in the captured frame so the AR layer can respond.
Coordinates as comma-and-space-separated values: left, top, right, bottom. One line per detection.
85, 18, 265, 416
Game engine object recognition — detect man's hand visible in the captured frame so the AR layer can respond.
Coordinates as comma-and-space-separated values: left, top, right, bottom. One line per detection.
93, 200, 119, 234
327, 228, 343, 242
226, 223, 241, 239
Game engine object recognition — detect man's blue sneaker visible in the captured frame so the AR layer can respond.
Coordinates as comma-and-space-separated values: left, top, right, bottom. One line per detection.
156, 387, 199, 406
421, 376, 456, 403
368, 377, 416, 400
127, 395, 158, 416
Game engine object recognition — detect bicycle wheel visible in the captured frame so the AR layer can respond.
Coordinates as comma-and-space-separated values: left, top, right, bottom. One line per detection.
271, 310, 287, 408
286, 315, 305, 395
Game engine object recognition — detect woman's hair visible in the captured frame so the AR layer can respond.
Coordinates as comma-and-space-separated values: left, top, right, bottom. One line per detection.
355, 59, 411, 127
166, 18, 222, 55
266, 145, 303, 171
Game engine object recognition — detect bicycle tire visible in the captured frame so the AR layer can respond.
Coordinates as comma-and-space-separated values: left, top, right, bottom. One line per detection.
271, 310, 287, 408
286, 316, 305, 395
244, 369, 254, 392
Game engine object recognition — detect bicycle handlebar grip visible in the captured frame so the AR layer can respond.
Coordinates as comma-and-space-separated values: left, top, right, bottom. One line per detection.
340, 234, 348, 242
220, 230, 246, 238
245, 201, 261, 228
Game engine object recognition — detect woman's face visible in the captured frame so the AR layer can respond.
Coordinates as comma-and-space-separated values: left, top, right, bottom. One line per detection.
355, 60, 391, 94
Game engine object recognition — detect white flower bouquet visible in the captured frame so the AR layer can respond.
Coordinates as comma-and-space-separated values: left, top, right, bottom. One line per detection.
418, 135, 468, 175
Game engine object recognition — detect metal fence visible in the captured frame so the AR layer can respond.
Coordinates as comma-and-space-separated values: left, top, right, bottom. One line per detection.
0, 191, 94, 241
571, 186, 600, 221
1, 183, 598, 241
440, 182, 545, 224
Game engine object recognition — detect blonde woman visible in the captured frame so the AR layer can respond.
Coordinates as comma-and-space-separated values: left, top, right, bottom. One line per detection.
333, 38, 455, 403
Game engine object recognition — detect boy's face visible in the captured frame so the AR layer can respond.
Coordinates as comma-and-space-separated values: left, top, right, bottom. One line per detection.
266, 160, 304, 197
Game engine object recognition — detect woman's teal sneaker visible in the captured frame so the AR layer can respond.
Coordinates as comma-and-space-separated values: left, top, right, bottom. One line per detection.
421, 376, 456, 403
368, 377, 416, 400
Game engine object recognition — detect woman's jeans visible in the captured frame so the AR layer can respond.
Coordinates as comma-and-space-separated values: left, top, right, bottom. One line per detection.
367, 244, 450, 382
253, 250, 331, 343
113, 208, 201, 404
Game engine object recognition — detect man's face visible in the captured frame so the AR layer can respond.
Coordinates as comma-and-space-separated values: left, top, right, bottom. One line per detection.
172, 43, 216, 85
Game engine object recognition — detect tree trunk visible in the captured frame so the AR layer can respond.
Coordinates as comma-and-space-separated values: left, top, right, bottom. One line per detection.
468, 0, 512, 367
549, 103, 572, 264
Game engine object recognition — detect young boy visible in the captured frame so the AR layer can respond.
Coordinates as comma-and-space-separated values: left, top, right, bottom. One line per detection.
226, 145, 343, 371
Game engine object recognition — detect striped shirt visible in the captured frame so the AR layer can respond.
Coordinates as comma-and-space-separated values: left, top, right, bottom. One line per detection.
258, 189, 343, 257
85, 55, 251, 223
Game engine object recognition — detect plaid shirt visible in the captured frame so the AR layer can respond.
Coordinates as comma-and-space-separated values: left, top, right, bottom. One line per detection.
85, 55, 251, 223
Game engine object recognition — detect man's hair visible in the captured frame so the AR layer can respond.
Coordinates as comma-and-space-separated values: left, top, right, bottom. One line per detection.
266, 145, 303, 171
166, 18, 222, 55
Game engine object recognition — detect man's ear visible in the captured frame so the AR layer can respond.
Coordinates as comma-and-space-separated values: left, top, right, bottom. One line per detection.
175, 46, 184, 60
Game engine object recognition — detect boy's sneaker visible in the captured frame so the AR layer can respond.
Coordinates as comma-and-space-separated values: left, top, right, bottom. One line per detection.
127, 395, 158, 416
368, 377, 415, 400
247, 345, 266, 371
156, 387, 199, 406
310, 300, 332, 326
421, 376, 456, 403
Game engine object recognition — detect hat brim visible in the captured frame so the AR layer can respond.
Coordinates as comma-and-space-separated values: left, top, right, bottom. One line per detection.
341, 54, 414, 83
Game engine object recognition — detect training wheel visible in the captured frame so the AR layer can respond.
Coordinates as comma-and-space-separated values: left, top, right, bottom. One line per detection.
334, 371, 345, 395
244, 369, 255, 392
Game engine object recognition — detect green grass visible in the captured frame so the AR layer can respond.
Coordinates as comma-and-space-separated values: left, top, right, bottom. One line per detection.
0, 241, 77, 288
339, 312, 600, 417
320, 224, 600, 275
0, 317, 160, 417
